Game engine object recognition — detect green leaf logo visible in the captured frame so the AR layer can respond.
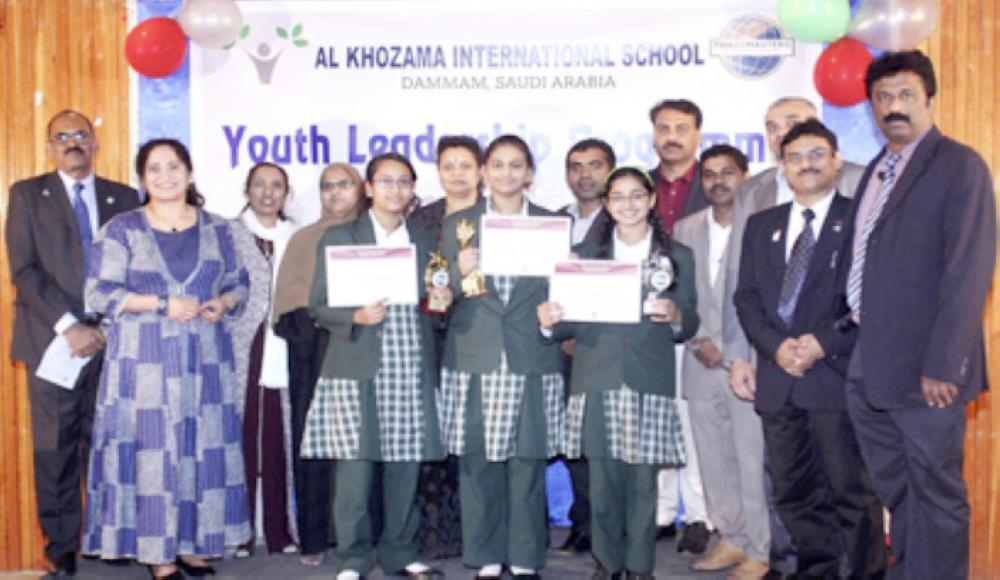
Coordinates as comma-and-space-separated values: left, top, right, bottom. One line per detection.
276, 26, 288, 39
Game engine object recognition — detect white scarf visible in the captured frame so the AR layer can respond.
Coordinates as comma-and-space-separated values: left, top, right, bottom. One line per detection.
241, 210, 297, 388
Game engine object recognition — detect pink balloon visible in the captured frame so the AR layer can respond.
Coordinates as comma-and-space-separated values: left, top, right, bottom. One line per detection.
814, 37, 874, 106
849, 0, 938, 50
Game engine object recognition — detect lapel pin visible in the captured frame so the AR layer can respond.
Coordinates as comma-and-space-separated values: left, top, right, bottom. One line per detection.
832, 220, 843, 233
106, 196, 115, 205
772, 229, 781, 242
42, 189, 51, 197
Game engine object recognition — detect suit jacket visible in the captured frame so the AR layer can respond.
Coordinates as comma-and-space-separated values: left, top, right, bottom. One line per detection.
723, 162, 865, 363
547, 235, 699, 397
845, 127, 996, 408
733, 194, 857, 413
673, 208, 729, 399
6, 172, 138, 365
558, 203, 612, 246
440, 197, 562, 375
309, 211, 437, 383
649, 163, 708, 223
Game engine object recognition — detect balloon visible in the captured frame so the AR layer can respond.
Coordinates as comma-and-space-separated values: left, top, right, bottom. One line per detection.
177, 0, 244, 49
813, 37, 874, 106
125, 17, 187, 78
849, 0, 938, 50
778, 0, 852, 43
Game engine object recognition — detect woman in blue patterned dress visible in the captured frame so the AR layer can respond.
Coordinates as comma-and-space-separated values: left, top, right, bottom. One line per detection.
83, 139, 253, 580
537, 167, 699, 579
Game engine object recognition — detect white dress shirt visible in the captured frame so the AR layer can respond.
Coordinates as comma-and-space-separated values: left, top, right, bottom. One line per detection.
565, 202, 603, 245
370, 209, 411, 247
706, 207, 731, 286
785, 190, 835, 261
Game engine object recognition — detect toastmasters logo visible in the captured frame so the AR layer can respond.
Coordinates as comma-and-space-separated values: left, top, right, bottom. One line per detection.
709, 15, 794, 79
224, 22, 310, 84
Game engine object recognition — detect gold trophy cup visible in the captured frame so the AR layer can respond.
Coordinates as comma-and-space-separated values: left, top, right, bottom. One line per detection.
457, 219, 487, 297
425, 251, 451, 312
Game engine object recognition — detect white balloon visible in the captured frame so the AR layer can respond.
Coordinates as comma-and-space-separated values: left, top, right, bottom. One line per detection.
177, 0, 243, 49
849, 0, 938, 51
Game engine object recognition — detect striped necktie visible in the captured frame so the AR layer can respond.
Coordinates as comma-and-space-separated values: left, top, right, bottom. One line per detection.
846, 153, 903, 320
777, 208, 816, 327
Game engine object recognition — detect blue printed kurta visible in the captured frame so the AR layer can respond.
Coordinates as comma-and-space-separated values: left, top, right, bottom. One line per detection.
83, 208, 252, 564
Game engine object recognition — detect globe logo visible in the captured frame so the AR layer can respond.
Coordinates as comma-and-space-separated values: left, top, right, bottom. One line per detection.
710, 15, 795, 79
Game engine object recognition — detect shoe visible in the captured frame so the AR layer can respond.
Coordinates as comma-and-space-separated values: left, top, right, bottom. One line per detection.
299, 552, 327, 566
763, 571, 796, 580
676, 521, 711, 554
591, 562, 624, 580
392, 566, 445, 579
281, 544, 299, 554
147, 565, 183, 580
625, 571, 655, 580
176, 557, 217, 576
475, 566, 504, 579
511, 574, 541, 579
726, 558, 770, 580
691, 539, 747, 571
654, 523, 677, 541
556, 529, 591, 553
44, 553, 77, 578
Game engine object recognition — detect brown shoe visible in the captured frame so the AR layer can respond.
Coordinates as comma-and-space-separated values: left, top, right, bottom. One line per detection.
725, 558, 770, 580
691, 539, 747, 571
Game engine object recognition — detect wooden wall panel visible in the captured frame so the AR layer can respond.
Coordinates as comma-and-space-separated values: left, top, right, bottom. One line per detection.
0, 0, 998, 574
0, 0, 132, 571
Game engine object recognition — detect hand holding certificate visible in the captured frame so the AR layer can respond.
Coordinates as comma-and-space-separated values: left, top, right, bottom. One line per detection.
548, 260, 642, 323
480, 215, 571, 277
325, 244, 418, 307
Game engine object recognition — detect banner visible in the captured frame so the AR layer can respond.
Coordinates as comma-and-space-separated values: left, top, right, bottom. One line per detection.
186, 0, 824, 221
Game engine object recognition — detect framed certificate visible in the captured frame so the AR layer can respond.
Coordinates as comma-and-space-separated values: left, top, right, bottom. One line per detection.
548, 260, 642, 323
325, 244, 418, 307
479, 215, 571, 277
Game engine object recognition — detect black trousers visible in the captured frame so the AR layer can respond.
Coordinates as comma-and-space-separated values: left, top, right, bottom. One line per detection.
27, 355, 102, 562
760, 398, 885, 579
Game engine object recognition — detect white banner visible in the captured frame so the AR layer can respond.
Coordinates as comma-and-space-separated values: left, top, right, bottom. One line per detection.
189, 0, 822, 222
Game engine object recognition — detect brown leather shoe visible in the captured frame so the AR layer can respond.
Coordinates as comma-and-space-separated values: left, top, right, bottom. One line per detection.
691, 539, 747, 571
726, 558, 770, 580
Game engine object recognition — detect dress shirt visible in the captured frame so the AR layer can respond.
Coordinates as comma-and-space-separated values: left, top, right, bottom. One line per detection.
486, 191, 529, 216
613, 227, 653, 263
706, 207, 731, 286
370, 209, 411, 247
655, 162, 696, 235
54, 171, 98, 334
565, 201, 602, 245
785, 190, 835, 261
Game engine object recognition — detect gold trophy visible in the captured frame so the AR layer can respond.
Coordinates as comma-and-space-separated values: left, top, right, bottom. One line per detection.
457, 218, 487, 297
424, 250, 451, 313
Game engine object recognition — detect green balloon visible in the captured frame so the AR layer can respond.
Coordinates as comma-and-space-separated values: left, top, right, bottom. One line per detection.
778, 0, 851, 43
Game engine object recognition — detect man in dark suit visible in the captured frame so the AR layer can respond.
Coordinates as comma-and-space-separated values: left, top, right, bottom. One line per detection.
5, 110, 138, 577
843, 51, 996, 580
733, 119, 885, 579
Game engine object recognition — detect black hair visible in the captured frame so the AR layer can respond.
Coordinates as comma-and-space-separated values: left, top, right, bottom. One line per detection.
483, 134, 535, 171
648, 99, 703, 128
595, 167, 673, 266
700, 144, 749, 173
243, 161, 290, 221
865, 50, 937, 100
565, 138, 616, 170
47, 109, 94, 136
365, 152, 417, 183
436, 135, 483, 166
135, 138, 204, 207
779, 119, 839, 158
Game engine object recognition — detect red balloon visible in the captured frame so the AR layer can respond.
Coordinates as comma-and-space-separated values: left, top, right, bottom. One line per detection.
125, 17, 187, 79
813, 37, 874, 107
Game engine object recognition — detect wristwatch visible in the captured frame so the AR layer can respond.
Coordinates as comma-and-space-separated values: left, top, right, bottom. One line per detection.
156, 295, 169, 315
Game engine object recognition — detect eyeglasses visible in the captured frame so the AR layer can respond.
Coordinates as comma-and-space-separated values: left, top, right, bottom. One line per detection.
783, 148, 831, 165
373, 177, 415, 191
606, 191, 651, 204
320, 179, 355, 192
50, 130, 91, 144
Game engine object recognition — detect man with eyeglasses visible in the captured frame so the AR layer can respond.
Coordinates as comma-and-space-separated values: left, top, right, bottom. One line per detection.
6, 109, 138, 578
722, 96, 865, 579
731, 119, 884, 580
673, 145, 772, 578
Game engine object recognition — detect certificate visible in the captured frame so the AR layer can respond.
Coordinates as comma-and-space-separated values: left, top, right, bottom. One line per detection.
479, 215, 571, 277
325, 244, 418, 307
548, 260, 642, 323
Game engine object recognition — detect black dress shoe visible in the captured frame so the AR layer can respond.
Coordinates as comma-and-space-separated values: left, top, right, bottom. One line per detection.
556, 529, 592, 554
511, 574, 541, 579
676, 521, 710, 554
625, 571, 655, 580
176, 557, 217, 576
393, 566, 445, 579
654, 523, 677, 541
591, 562, 624, 580
44, 553, 76, 578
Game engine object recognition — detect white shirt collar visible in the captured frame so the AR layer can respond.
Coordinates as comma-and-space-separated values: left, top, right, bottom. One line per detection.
369, 209, 410, 246
785, 190, 836, 260
486, 192, 528, 216
612, 227, 653, 263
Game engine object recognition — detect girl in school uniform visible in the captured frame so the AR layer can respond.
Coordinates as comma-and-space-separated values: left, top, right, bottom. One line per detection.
301, 153, 448, 580
537, 166, 699, 580
438, 135, 566, 579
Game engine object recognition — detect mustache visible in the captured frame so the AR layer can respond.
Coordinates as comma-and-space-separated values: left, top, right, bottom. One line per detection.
663, 142, 684, 149
709, 185, 731, 195
65, 146, 85, 155
883, 112, 910, 124
797, 168, 821, 176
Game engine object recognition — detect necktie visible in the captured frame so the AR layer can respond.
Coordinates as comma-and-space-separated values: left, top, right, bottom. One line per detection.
846, 153, 903, 319
494, 274, 514, 305
72, 182, 93, 273
777, 208, 816, 327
